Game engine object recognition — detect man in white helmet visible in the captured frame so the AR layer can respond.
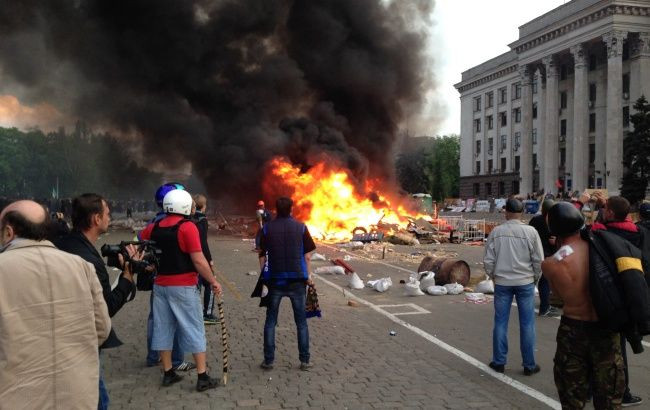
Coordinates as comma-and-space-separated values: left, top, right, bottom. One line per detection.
139, 189, 223, 391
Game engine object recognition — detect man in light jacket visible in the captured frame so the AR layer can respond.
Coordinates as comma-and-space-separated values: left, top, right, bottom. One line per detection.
0, 200, 110, 409
484, 198, 544, 375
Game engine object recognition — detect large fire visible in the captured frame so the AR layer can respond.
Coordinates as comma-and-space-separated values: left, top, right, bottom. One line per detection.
262, 157, 435, 242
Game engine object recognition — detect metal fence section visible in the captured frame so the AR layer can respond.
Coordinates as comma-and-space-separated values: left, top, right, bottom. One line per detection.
437, 216, 464, 232
458, 219, 486, 242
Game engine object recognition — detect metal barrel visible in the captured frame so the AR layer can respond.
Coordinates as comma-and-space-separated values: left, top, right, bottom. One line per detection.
417, 256, 471, 287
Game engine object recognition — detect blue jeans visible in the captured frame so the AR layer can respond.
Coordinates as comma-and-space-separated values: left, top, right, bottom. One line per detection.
492, 283, 536, 369
264, 281, 310, 364
538, 275, 550, 314
98, 353, 109, 410
146, 292, 184, 366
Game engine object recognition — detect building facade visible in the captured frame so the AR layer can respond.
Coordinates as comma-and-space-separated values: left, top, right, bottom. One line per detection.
454, 0, 650, 199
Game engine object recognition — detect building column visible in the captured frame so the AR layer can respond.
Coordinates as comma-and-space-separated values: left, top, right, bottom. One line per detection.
570, 44, 589, 193
630, 33, 650, 107
518, 65, 533, 196
542, 55, 559, 194
603, 31, 627, 195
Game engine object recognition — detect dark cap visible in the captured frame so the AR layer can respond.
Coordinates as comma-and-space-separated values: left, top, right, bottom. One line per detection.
505, 198, 523, 213
548, 202, 585, 237
638, 202, 650, 220
541, 199, 555, 216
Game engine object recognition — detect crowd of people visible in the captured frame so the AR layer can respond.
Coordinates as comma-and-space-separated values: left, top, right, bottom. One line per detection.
485, 194, 650, 408
0, 183, 316, 409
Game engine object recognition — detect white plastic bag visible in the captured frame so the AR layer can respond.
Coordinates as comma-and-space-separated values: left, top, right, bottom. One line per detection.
419, 271, 436, 290
405, 278, 425, 296
465, 292, 487, 302
444, 282, 464, 295
426, 285, 448, 295
367, 277, 392, 292
314, 266, 346, 275
476, 279, 494, 294
348, 272, 365, 289
311, 253, 327, 261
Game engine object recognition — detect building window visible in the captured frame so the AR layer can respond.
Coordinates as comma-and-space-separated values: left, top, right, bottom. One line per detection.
589, 83, 596, 102
589, 55, 597, 71
560, 64, 568, 81
499, 87, 507, 104
532, 128, 537, 145
532, 103, 537, 119
488, 159, 493, 172
501, 157, 507, 172
476, 161, 481, 174
514, 108, 521, 123
487, 115, 493, 130
560, 148, 566, 166
560, 119, 567, 137
486, 183, 492, 196
532, 80, 538, 94
476, 140, 481, 154
512, 82, 521, 100
474, 96, 482, 112
486, 92, 494, 108
500, 112, 507, 127
589, 113, 596, 133
623, 73, 630, 97
515, 156, 520, 171
623, 42, 629, 61
473, 183, 480, 196
512, 180, 519, 195
623, 106, 630, 127
475, 118, 481, 133
498, 181, 505, 196
560, 91, 568, 109
500, 135, 507, 151
533, 153, 538, 168
589, 143, 595, 165
514, 132, 521, 151
488, 138, 494, 154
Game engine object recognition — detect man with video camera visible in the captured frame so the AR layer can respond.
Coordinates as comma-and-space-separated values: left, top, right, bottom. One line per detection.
54, 193, 139, 410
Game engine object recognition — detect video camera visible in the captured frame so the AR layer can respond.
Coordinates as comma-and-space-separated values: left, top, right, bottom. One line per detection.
100, 240, 161, 275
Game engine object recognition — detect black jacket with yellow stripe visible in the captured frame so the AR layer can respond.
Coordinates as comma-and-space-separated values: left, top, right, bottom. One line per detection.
584, 228, 650, 353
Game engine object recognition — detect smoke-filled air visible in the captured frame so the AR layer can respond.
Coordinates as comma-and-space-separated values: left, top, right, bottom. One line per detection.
0, 0, 434, 203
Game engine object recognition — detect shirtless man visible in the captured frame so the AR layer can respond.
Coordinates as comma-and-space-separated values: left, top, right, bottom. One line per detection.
542, 202, 625, 409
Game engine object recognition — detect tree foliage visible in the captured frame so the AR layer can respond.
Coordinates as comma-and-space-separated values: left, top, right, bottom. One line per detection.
0, 124, 162, 199
621, 96, 650, 204
395, 135, 460, 201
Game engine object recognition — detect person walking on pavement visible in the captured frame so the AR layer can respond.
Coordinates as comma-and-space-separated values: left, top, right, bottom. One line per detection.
192, 194, 218, 325
543, 202, 626, 408
484, 198, 544, 375
139, 189, 223, 391
258, 197, 316, 370
254, 200, 272, 251
0, 200, 110, 409
528, 199, 561, 317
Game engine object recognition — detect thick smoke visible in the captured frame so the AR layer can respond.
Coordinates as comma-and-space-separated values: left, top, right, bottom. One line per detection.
0, 0, 433, 202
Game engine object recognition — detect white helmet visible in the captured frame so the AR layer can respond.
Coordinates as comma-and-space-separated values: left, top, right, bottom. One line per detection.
162, 189, 192, 216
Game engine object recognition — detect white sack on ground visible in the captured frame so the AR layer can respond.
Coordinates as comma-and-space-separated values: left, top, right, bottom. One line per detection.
314, 266, 345, 275
405, 278, 425, 296
311, 253, 327, 261
419, 271, 436, 290
476, 278, 494, 294
367, 277, 392, 292
444, 283, 464, 295
349, 272, 365, 289
426, 285, 448, 295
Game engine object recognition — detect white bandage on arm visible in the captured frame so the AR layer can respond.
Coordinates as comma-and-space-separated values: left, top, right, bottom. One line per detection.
553, 245, 574, 261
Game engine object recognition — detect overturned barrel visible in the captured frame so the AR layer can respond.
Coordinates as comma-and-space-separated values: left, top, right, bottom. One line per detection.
417, 257, 470, 287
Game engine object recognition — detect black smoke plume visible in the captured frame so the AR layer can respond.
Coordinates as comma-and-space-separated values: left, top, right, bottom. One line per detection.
0, 0, 433, 203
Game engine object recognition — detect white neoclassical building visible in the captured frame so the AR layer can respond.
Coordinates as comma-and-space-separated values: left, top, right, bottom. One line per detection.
454, 0, 650, 199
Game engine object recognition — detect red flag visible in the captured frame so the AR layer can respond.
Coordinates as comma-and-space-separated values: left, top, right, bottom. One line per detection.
555, 179, 563, 188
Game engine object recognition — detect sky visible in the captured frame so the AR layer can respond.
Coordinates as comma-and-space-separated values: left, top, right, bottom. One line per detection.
429, 0, 569, 137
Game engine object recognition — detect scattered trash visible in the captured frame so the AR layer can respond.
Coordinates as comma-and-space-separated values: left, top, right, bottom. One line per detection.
405, 277, 425, 296
347, 300, 359, 307
386, 232, 420, 246
343, 255, 352, 261
463, 286, 474, 293
465, 292, 487, 303
314, 266, 346, 275
389, 330, 397, 336
419, 271, 436, 290
399, 279, 406, 284
311, 253, 327, 261
366, 274, 373, 278
348, 273, 365, 289
426, 285, 448, 295
332, 258, 355, 273
233, 249, 240, 252
444, 283, 464, 295
341, 241, 364, 250
367, 277, 392, 292
247, 271, 258, 276
476, 277, 495, 294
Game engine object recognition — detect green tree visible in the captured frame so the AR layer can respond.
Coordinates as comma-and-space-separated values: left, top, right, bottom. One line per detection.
621, 96, 650, 204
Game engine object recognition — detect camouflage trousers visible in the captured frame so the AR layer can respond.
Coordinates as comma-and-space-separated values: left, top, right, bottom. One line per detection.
554, 316, 625, 410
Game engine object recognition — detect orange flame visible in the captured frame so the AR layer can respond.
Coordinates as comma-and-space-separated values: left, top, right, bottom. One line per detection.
262, 157, 433, 242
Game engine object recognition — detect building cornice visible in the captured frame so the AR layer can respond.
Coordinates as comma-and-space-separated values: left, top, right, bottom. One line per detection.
509, 4, 650, 54
454, 65, 518, 94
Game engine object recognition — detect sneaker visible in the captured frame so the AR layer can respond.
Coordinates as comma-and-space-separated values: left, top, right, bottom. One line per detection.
539, 306, 561, 317
260, 361, 274, 370
162, 372, 183, 387
204, 315, 219, 325
299, 362, 312, 371
488, 362, 504, 373
622, 395, 643, 407
173, 361, 196, 372
196, 375, 220, 392
523, 365, 541, 376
